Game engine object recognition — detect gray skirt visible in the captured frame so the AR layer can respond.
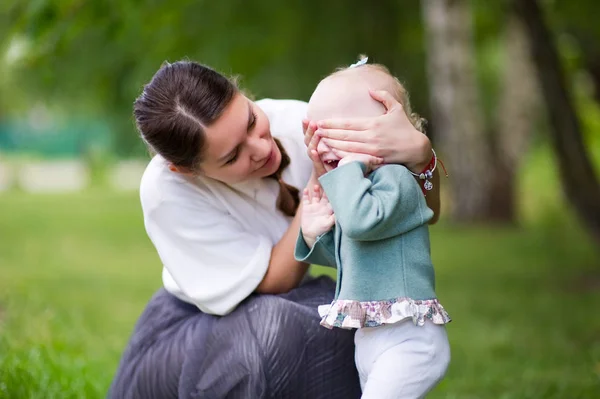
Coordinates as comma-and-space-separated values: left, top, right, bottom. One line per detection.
108, 276, 361, 399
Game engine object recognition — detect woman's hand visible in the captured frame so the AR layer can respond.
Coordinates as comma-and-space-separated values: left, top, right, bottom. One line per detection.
301, 185, 335, 248
313, 90, 432, 173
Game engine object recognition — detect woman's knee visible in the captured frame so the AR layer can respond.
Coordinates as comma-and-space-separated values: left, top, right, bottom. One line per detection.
249, 294, 310, 322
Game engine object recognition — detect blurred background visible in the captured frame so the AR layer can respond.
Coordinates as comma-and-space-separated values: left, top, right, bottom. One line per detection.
0, 0, 599, 397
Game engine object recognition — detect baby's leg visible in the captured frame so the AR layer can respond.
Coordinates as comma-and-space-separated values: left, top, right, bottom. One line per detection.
354, 331, 369, 391
357, 321, 450, 399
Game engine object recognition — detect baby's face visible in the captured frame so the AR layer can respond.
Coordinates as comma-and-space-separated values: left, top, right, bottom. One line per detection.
307, 70, 388, 171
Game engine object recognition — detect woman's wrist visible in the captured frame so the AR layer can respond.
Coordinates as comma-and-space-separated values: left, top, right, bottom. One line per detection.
405, 133, 432, 174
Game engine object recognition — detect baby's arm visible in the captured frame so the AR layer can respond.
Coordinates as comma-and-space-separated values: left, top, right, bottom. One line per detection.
294, 229, 336, 268
319, 162, 432, 241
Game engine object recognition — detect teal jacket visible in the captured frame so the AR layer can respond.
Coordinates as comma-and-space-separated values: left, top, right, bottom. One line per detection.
295, 162, 437, 302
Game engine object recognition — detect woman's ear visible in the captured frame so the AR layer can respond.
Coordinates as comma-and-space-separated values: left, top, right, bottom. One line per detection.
167, 163, 193, 175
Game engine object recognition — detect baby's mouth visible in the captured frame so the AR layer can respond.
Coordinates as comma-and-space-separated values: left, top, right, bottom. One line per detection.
324, 159, 339, 170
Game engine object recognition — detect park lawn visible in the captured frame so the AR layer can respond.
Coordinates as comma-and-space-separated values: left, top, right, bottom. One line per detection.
0, 187, 599, 398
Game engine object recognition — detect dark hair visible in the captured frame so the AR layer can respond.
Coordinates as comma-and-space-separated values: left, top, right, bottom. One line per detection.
134, 61, 238, 170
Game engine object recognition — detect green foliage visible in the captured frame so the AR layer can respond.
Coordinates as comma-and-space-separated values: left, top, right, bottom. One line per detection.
2, 0, 433, 155
2, 0, 599, 156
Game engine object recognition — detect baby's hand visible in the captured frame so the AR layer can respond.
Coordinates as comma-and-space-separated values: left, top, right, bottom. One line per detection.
337, 152, 383, 174
301, 185, 335, 248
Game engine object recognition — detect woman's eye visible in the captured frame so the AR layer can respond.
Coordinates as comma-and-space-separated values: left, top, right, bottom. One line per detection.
226, 152, 238, 165
249, 112, 257, 129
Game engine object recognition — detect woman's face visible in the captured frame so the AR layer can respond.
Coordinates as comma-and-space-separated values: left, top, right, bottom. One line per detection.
199, 94, 282, 184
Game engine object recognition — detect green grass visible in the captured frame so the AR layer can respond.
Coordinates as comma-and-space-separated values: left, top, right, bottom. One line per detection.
0, 191, 598, 398
0, 191, 161, 398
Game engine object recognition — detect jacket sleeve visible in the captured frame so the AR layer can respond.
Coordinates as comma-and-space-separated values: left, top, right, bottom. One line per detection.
318, 162, 433, 241
294, 229, 337, 267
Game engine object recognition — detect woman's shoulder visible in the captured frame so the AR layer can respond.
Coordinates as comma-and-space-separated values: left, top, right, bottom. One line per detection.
256, 98, 307, 139
139, 155, 214, 215
256, 98, 308, 118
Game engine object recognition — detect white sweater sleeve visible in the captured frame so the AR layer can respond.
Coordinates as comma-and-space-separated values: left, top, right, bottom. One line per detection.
145, 197, 271, 316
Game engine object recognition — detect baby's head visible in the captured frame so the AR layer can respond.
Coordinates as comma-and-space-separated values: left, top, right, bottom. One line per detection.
307, 58, 423, 171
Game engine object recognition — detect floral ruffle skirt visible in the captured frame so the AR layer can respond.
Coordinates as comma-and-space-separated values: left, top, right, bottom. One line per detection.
318, 297, 451, 329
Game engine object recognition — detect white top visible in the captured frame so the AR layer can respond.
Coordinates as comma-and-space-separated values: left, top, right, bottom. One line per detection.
140, 99, 312, 316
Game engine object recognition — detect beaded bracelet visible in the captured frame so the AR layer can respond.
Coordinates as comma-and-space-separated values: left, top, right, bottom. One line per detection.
410, 149, 447, 194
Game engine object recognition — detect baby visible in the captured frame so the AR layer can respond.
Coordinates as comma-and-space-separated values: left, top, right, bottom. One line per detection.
295, 58, 451, 399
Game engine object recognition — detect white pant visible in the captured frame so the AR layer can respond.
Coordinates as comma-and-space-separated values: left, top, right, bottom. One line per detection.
354, 320, 450, 399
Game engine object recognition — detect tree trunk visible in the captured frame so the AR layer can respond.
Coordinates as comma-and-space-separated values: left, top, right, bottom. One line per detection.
488, 11, 539, 223
570, 32, 600, 106
584, 55, 600, 105
560, 25, 600, 106
421, 0, 491, 222
514, 0, 600, 244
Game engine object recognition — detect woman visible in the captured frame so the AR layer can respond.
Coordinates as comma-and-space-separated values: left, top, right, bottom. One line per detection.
108, 60, 440, 399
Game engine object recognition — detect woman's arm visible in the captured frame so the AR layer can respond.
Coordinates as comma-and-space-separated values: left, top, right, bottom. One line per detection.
255, 168, 325, 294
425, 169, 440, 224
307, 90, 441, 222
255, 202, 310, 294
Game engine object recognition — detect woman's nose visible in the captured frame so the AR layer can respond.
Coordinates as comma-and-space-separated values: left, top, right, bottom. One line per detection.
249, 135, 271, 161
257, 125, 269, 139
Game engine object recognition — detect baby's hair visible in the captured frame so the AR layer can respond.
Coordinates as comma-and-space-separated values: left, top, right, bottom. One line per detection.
331, 55, 427, 134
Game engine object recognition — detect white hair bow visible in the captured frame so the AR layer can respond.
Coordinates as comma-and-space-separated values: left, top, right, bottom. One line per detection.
349, 56, 368, 68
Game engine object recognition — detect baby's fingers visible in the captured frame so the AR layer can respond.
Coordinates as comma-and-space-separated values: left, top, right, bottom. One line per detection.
331, 148, 382, 166
312, 184, 322, 203
304, 120, 317, 147
307, 129, 320, 154
302, 188, 311, 205
319, 190, 331, 205
322, 138, 379, 157
330, 148, 351, 159
310, 149, 327, 177
368, 154, 384, 166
